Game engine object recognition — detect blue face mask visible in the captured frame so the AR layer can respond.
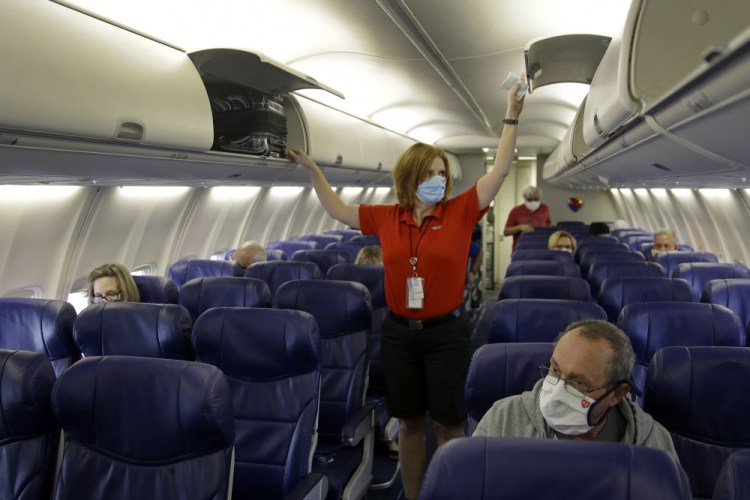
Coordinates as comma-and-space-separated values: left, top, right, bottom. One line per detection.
416, 175, 446, 205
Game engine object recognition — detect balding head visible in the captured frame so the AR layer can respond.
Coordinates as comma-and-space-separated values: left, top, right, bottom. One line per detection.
233, 241, 267, 268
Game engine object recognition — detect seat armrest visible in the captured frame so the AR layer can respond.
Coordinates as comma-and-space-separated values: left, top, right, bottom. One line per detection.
342, 403, 375, 446
283, 473, 328, 500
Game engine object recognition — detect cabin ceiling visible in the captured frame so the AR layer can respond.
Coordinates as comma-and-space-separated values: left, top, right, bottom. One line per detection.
64, 0, 630, 158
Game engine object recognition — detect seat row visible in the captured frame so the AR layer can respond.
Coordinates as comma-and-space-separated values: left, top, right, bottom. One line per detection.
0, 279, 383, 500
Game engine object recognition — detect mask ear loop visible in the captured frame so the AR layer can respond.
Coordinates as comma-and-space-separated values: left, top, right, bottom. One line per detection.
586, 382, 625, 427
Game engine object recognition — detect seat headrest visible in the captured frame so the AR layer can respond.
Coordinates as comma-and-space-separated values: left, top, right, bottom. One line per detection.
52, 356, 234, 461
0, 349, 58, 440
326, 263, 386, 308
420, 437, 691, 500
193, 308, 320, 380
273, 280, 371, 337
168, 259, 235, 289
73, 302, 193, 359
0, 298, 79, 369
244, 261, 322, 294
489, 299, 606, 343
132, 275, 179, 304
178, 276, 271, 321
498, 276, 592, 301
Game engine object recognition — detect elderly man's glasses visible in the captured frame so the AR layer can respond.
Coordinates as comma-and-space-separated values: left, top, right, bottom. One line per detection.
539, 364, 614, 397
91, 291, 121, 304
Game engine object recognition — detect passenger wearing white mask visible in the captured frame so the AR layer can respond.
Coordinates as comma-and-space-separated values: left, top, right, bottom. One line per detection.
503, 185, 552, 251
473, 320, 679, 463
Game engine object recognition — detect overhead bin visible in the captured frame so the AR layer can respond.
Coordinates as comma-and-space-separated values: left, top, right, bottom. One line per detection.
524, 34, 611, 93
543, 97, 590, 179
0, 0, 213, 150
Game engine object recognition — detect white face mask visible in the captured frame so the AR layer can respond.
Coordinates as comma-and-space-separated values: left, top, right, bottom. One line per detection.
556, 248, 573, 254
525, 200, 541, 212
538, 377, 610, 436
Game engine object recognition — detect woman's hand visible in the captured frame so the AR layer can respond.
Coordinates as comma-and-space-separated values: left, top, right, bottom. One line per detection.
506, 73, 526, 119
286, 147, 317, 170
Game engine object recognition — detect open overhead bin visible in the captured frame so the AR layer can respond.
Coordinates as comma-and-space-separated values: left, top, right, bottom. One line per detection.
524, 34, 611, 93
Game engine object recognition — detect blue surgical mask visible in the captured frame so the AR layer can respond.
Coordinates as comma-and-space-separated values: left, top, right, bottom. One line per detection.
416, 176, 446, 205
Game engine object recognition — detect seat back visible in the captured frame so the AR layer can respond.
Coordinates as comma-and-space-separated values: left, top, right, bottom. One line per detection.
464, 343, 553, 434
349, 235, 381, 246
0, 298, 79, 377
291, 249, 353, 274
488, 299, 606, 343
73, 302, 194, 360
653, 251, 720, 276
324, 229, 362, 241
168, 258, 236, 289
577, 245, 639, 272
266, 249, 287, 261
132, 275, 179, 304
597, 277, 694, 322
702, 278, 750, 334
51, 356, 235, 500
326, 263, 387, 396
193, 308, 322, 500
324, 241, 373, 260
244, 261, 322, 295
298, 234, 342, 248
0, 349, 59, 500
498, 276, 592, 301
672, 262, 750, 302
619, 302, 745, 401
510, 249, 575, 262
645, 346, 750, 499
713, 449, 750, 500
420, 437, 691, 500
504, 259, 580, 278
587, 261, 665, 299
266, 240, 317, 258
178, 276, 272, 322
623, 234, 653, 251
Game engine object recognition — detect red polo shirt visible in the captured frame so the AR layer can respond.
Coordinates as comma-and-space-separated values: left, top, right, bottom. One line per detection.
359, 186, 487, 319
504, 202, 552, 250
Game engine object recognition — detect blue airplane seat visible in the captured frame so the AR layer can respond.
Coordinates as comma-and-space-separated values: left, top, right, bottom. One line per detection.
653, 251, 720, 276
292, 249, 353, 274
618, 302, 745, 404
645, 346, 750, 500
298, 233, 343, 248
51, 356, 235, 500
0, 349, 59, 500
579, 250, 646, 280
623, 234, 653, 251
274, 280, 373, 500
504, 259, 581, 278
713, 449, 750, 500
244, 261, 322, 295
498, 276, 592, 302
349, 235, 381, 246
132, 274, 179, 304
266, 240, 318, 259
672, 262, 750, 302
510, 249, 575, 262
167, 258, 235, 289
513, 236, 551, 251
464, 342, 554, 435
324, 229, 363, 241
702, 278, 750, 336
324, 241, 373, 261
587, 261, 665, 299
193, 307, 327, 500
577, 235, 621, 247
576, 243, 633, 266
419, 437, 691, 500
73, 302, 194, 360
178, 276, 271, 322
597, 277, 694, 322
267, 248, 288, 261
0, 298, 79, 378
488, 299, 606, 343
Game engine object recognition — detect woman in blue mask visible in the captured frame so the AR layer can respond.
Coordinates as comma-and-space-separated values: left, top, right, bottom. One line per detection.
287, 77, 525, 500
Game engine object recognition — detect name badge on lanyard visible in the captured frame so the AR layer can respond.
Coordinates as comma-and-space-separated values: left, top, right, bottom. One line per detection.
406, 256, 424, 309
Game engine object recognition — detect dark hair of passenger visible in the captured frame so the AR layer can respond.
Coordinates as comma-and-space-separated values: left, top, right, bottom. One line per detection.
589, 222, 610, 236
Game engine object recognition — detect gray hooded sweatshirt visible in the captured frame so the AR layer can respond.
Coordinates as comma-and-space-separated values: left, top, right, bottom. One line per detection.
472, 379, 679, 463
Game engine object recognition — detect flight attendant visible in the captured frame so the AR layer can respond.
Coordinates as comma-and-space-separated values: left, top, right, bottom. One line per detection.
287, 78, 525, 500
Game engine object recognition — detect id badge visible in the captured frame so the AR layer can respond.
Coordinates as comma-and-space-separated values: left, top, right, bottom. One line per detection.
407, 277, 425, 309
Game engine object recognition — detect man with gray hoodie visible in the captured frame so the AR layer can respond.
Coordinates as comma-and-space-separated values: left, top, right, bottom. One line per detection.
473, 320, 678, 462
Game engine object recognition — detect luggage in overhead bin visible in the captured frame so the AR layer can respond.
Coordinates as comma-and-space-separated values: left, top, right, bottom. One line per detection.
208, 86, 288, 158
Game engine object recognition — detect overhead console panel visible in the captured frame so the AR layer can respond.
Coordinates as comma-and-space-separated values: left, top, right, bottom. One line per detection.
543, 0, 750, 189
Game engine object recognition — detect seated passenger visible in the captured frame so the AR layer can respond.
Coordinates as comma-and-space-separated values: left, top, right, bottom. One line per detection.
354, 245, 383, 265
232, 240, 267, 276
87, 263, 140, 304
473, 320, 678, 462
652, 229, 679, 256
589, 222, 611, 237
548, 230, 577, 255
